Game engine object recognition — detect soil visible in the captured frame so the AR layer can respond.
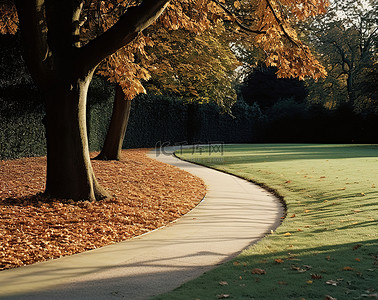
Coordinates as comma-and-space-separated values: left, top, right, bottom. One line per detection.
0, 149, 206, 271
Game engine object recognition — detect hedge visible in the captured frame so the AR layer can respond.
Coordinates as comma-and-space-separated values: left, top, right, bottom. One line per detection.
0, 78, 261, 160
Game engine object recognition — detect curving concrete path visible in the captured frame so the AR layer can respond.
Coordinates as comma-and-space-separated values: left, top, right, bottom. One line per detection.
0, 147, 284, 300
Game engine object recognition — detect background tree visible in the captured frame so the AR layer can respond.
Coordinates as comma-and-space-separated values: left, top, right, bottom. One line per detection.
240, 63, 307, 111
0, 0, 329, 201
304, 0, 377, 111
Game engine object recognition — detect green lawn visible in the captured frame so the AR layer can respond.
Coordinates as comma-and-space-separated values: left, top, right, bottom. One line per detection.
156, 144, 378, 300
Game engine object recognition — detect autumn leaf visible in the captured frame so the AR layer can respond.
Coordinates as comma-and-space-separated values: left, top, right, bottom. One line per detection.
284, 232, 292, 236
290, 214, 296, 218
252, 268, 266, 275
233, 1, 241, 9
311, 274, 322, 280
326, 280, 338, 286
324, 296, 337, 300
306, 280, 313, 284
217, 294, 230, 299
353, 244, 362, 250
275, 258, 284, 264
219, 281, 228, 286
342, 266, 353, 271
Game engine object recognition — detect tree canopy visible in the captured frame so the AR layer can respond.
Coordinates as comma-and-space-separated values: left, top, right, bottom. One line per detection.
303, 0, 377, 111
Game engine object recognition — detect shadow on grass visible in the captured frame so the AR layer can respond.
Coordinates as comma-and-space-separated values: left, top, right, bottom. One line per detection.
184, 144, 378, 165
156, 239, 378, 300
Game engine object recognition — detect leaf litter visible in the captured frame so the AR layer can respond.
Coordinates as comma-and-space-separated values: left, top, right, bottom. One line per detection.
0, 149, 206, 271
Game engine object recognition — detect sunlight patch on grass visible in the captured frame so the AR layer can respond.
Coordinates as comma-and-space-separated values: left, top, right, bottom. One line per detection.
157, 144, 378, 300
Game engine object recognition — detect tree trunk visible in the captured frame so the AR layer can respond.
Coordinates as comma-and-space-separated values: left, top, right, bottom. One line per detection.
95, 84, 132, 161
44, 75, 110, 201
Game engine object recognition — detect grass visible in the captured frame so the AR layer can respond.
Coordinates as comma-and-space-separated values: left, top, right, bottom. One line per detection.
156, 144, 378, 300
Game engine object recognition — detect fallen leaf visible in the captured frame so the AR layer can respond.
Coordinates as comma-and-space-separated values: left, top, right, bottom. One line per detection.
353, 244, 362, 250
343, 266, 353, 271
278, 281, 287, 285
285, 180, 292, 184
311, 274, 323, 280
217, 294, 230, 299
219, 281, 228, 286
306, 280, 313, 284
252, 268, 266, 275
297, 228, 303, 232
355, 258, 361, 262
326, 280, 338, 286
304, 209, 311, 213
275, 259, 284, 264
284, 232, 292, 236
290, 214, 296, 218
324, 296, 337, 300
291, 265, 307, 273
360, 294, 378, 298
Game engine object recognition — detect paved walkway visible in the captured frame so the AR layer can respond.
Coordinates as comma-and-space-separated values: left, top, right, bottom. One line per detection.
0, 147, 284, 300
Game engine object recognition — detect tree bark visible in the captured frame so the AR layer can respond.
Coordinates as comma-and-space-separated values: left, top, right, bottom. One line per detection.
44, 74, 110, 201
95, 84, 132, 161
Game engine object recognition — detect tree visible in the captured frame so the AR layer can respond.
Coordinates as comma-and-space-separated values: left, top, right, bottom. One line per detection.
0, 0, 328, 201
96, 25, 240, 160
304, 0, 377, 110
240, 63, 307, 110
1, 0, 172, 201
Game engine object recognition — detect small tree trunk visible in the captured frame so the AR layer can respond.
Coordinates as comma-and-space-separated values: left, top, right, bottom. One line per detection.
95, 84, 132, 161
44, 75, 110, 201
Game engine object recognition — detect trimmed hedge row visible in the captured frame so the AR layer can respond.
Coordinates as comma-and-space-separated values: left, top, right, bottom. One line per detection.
0, 79, 262, 160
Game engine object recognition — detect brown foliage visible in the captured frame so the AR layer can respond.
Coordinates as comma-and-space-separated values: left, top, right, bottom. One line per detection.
0, 149, 206, 271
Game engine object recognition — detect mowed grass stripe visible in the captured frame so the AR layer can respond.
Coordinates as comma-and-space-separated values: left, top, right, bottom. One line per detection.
157, 144, 378, 300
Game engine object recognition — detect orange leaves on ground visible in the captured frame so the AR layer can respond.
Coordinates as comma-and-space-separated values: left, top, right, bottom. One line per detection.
0, 149, 206, 271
